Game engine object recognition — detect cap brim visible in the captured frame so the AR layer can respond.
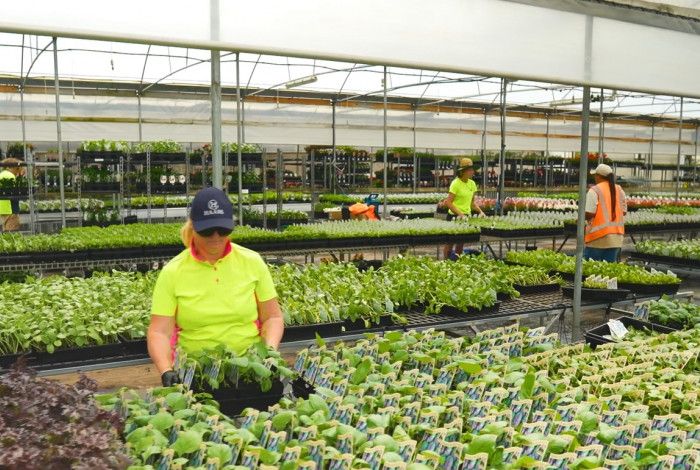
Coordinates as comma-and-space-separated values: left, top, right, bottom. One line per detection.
589, 170, 597, 175
193, 217, 235, 232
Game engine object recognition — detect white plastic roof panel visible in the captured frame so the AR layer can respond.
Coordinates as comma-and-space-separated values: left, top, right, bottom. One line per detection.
2, 0, 700, 98
1, 92, 696, 156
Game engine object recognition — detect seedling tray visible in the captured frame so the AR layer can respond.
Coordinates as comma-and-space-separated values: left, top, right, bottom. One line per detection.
631, 252, 699, 268
0, 338, 147, 372
513, 282, 561, 295
615, 281, 680, 296
343, 315, 396, 332
200, 380, 285, 417
584, 315, 676, 348
562, 286, 631, 303
283, 321, 345, 342
481, 227, 564, 238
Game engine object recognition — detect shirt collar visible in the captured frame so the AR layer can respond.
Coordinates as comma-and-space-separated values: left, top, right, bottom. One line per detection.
189, 240, 233, 263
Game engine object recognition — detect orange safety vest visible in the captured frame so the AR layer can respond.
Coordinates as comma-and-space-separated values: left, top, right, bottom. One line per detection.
585, 182, 624, 243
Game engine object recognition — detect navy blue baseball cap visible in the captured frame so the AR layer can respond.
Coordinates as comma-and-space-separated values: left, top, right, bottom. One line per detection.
190, 187, 234, 232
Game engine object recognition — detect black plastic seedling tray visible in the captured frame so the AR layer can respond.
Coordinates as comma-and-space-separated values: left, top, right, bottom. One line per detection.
283, 321, 345, 342
513, 282, 561, 295
562, 286, 631, 303
584, 316, 676, 348
0, 338, 148, 372
615, 281, 680, 296
198, 377, 314, 417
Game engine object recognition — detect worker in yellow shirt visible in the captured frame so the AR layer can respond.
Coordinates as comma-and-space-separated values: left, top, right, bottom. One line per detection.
147, 187, 284, 386
442, 157, 485, 260
0, 158, 24, 232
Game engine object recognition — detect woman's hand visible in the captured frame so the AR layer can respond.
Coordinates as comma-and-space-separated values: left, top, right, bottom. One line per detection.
258, 298, 284, 349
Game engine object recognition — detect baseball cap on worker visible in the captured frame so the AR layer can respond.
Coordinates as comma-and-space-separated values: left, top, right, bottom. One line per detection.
190, 187, 234, 232
590, 164, 613, 177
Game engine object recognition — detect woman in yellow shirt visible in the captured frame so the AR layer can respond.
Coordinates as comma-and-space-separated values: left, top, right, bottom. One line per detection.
442, 158, 485, 260
147, 187, 284, 386
0, 158, 24, 232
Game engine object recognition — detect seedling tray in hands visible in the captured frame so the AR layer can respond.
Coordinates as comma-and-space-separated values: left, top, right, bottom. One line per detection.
198, 379, 285, 417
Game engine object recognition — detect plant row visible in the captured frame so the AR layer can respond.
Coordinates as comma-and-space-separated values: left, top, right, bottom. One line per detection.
78, 140, 263, 155
275, 256, 559, 326
0, 220, 480, 255
636, 239, 700, 261
643, 296, 700, 330
505, 250, 680, 286
0, 256, 557, 355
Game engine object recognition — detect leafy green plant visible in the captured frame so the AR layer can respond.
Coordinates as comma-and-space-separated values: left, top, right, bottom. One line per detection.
506, 249, 681, 285
242, 208, 308, 223
583, 278, 608, 289
99, 323, 700, 469
637, 239, 700, 261
0, 271, 156, 354
645, 296, 700, 329
177, 341, 296, 392
79, 139, 130, 153
133, 140, 183, 154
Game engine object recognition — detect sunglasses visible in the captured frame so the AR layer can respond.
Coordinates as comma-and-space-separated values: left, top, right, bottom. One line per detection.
196, 227, 233, 237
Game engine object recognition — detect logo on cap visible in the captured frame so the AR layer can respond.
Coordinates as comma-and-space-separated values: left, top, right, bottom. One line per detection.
204, 199, 224, 216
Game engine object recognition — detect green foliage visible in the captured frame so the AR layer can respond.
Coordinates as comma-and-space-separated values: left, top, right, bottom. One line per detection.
0, 271, 155, 354
646, 296, 700, 329
100, 324, 700, 469
637, 239, 700, 261
179, 341, 296, 393
506, 249, 681, 285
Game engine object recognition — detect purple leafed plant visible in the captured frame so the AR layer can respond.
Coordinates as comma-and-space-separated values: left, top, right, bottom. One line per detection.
0, 359, 130, 470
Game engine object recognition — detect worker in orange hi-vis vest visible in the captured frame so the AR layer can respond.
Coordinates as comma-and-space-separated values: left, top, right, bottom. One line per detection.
584, 164, 627, 262
349, 202, 379, 220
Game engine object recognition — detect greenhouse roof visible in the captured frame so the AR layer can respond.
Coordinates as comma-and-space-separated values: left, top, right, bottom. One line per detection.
0, 34, 699, 124
2, 0, 700, 99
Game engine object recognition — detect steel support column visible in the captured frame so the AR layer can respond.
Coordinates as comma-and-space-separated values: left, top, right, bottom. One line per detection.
544, 114, 550, 195
235, 52, 243, 224
210, 50, 223, 189
497, 78, 507, 215
382, 66, 388, 218
675, 97, 684, 201
573, 86, 592, 341
52, 37, 66, 228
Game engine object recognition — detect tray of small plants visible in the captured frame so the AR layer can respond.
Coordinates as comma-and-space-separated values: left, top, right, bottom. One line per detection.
83, 325, 700, 469
562, 277, 632, 303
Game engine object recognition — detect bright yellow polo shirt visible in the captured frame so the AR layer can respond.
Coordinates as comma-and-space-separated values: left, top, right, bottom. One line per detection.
0, 170, 15, 215
448, 177, 477, 215
151, 241, 277, 355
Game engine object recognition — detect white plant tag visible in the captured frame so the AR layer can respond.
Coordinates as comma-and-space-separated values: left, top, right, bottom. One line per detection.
607, 277, 618, 290
608, 320, 628, 342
